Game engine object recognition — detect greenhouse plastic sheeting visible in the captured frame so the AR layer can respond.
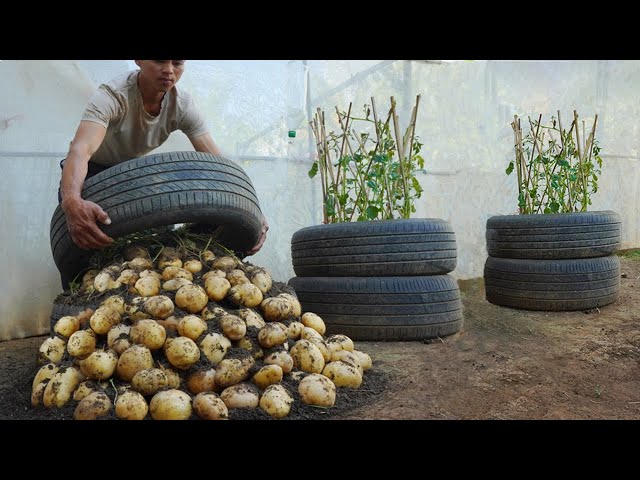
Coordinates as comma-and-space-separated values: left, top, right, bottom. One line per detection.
0, 60, 638, 340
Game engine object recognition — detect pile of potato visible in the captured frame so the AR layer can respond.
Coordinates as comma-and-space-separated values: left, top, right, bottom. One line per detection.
34, 244, 372, 420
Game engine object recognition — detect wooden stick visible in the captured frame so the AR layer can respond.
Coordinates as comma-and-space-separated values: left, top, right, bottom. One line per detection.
390, 96, 410, 217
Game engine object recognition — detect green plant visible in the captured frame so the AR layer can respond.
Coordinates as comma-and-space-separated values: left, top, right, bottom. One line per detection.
506, 110, 602, 214
308, 95, 425, 223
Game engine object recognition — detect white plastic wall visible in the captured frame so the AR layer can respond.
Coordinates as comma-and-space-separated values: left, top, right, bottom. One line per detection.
0, 60, 638, 340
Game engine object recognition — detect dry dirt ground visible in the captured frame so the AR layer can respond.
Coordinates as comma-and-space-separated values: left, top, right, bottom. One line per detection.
1, 253, 639, 421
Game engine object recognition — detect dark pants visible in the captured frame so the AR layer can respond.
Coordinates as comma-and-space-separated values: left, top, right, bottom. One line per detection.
57, 159, 110, 290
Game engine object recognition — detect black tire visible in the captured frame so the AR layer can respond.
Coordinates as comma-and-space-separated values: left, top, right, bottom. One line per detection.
484, 255, 620, 311
50, 152, 263, 284
291, 219, 457, 277
486, 211, 621, 259
288, 275, 463, 341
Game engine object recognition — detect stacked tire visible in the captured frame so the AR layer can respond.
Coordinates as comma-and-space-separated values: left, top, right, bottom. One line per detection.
484, 211, 622, 311
288, 219, 463, 341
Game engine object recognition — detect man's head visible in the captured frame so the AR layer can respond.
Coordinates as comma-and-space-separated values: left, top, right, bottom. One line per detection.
135, 60, 186, 93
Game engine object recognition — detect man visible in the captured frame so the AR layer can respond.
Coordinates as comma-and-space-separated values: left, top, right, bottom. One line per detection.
59, 60, 269, 257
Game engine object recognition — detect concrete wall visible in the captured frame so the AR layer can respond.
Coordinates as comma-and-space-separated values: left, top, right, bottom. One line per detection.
0, 60, 638, 340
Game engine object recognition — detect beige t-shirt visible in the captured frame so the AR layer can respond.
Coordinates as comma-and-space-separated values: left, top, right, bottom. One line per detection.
81, 70, 209, 166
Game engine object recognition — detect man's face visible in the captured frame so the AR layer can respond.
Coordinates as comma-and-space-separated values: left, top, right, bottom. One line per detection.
136, 60, 186, 92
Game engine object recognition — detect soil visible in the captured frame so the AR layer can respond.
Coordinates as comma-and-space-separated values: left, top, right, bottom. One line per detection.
2, 253, 639, 420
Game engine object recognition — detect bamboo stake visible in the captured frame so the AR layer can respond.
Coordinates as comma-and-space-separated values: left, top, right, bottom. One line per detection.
512, 116, 523, 214
390, 97, 411, 217
309, 116, 327, 224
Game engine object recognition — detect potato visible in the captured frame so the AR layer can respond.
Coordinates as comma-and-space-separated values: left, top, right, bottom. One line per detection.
162, 278, 193, 292
301, 327, 331, 362
73, 380, 99, 401
278, 293, 301, 317
112, 338, 133, 356
43, 366, 84, 408
134, 276, 161, 297
116, 269, 139, 286
263, 350, 294, 374
67, 329, 96, 359
38, 336, 66, 364
260, 297, 293, 322
127, 257, 154, 270
214, 357, 254, 389
89, 305, 121, 335
204, 276, 231, 302
226, 269, 250, 287
325, 334, 354, 354
192, 392, 228, 420
286, 322, 304, 340
79, 350, 118, 380
301, 312, 326, 335
158, 257, 183, 270
220, 383, 260, 409
211, 256, 237, 271
144, 295, 175, 319
139, 269, 162, 280
82, 269, 99, 285
290, 339, 325, 374
76, 308, 94, 329
237, 337, 264, 360
250, 269, 272, 294
130, 319, 167, 350
94, 269, 116, 293
201, 250, 216, 263
156, 316, 180, 333
175, 284, 208, 314
31, 380, 49, 407
183, 259, 203, 274
123, 244, 150, 261
258, 323, 288, 349
202, 269, 227, 282
322, 361, 363, 388
54, 315, 80, 338
252, 364, 283, 390
259, 384, 293, 418
116, 345, 154, 382
199, 333, 231, 365
32, 363, 58, 391
238, 309, 265, 329
124, 296, 147, 315
131, 368, 169, 396
159, 364, 182, 389
74, 391, 111, 420
177, 315, 208, 340
227, 283, 263, 308
107, 324, 131, 349
165, 336, 201, 370
101, 295, 126, 315
219, 314, 246, 341
330, 350, 364, 375
186, 368, 217, 394
161, 266, 192, 281
116, 390, 149, 420
201, 305, 228, 321
351, 350, 372, 371
298, 373, 336, 407
150, 389, 192, 420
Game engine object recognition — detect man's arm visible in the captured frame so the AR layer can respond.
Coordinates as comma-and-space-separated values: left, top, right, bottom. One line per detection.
60, 120, 114, 250
190, 133, 223, 156
189, 133, 269, 256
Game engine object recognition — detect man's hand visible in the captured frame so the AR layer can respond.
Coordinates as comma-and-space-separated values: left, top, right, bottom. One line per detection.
246, 216, 269, 256
62, 197, 114, 250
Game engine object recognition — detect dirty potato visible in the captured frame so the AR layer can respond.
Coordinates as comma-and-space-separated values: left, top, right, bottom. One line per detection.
89, 305, 121, 335
74, 391, 111, 420
199, 333, 231, 365
227, 283, 263, 308
226, 269, 250, 287
298, 373, 336, 407
211, 256, 237, 271
67, 329, 97, 359
150, 389, 192, 420
220, 383, 260, 409
260, 297, 293, 322
278, 293, 301, 317
144, 295, 175, 319
186, 368, 217, 394
257, 323, 288, 348
116, 345, 154, 382
325, 334, 354, 354
322, 360, 363, 388
219, 314, 246, 341
107, 324, 131, 349
116, 390, 148, 420
38, 337, 66, 364
134, 276, 161, 297
214, 357, 254, 389
286, 322, 304, 340
259, 384, 293, 418
192, 392, 228, 420
131, 368, 169, 396
263, 350, 294, 374
204, 276, 231, 302
130, 319, 167, 351
79, 350, 118, 380
250, 269, 272, 294
238, 309, 265, 329
32, 363, 59, 391
290, 339, 325, 374
43, 366, 84, 408
175, 284, 208, 313
54, 316, 80, 338
162, 277, 193, 291
183, 259, 203, 274
165, 336, 201, 370
252, 364, 283, 390
177, 315, 208, 340
301, 312, 326, 335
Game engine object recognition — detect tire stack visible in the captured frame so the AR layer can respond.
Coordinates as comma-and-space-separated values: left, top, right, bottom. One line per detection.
484, 211, 622, 311
288, 218, 463, 341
